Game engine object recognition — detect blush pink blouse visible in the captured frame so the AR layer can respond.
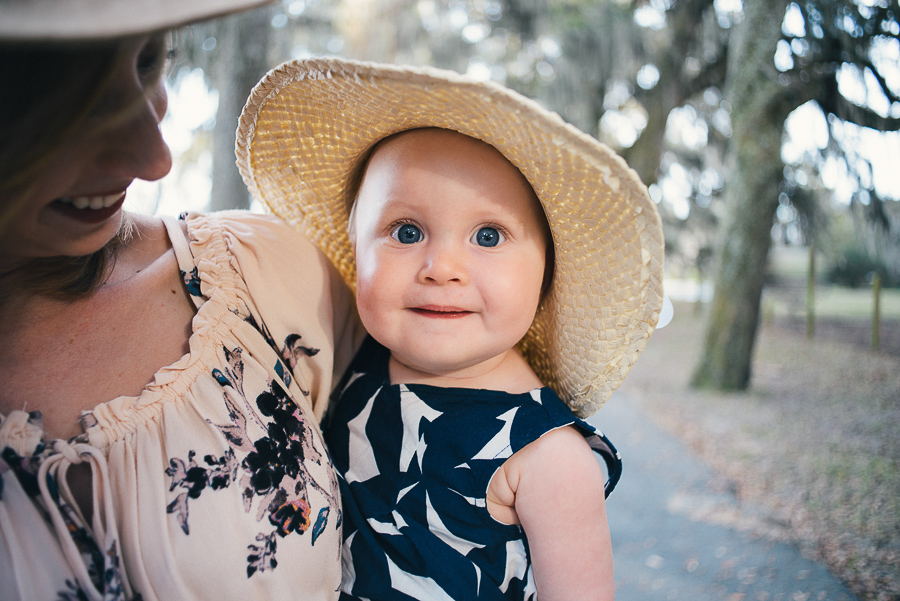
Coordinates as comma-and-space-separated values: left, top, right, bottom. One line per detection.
0, 211, 362, 601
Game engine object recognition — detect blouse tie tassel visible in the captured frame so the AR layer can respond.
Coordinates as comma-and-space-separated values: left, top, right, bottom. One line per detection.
37, 441, 133, 601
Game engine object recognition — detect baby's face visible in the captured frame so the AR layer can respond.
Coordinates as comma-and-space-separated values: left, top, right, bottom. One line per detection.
352, 129, 549, 380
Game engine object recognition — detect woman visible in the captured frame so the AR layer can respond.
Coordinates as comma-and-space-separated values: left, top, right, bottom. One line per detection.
0, 2, 362, 599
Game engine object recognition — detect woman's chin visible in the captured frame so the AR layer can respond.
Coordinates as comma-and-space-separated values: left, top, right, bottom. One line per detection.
12, 199, 131, 264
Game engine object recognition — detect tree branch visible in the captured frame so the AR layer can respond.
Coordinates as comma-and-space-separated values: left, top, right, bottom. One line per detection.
818, 74, 900, 130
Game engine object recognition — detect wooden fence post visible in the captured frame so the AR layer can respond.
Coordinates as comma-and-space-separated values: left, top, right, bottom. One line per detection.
807, 245, 815, 339
872, 271, 881, 351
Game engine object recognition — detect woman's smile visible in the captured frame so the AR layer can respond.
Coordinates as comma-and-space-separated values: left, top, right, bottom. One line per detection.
48, 192, 127, 223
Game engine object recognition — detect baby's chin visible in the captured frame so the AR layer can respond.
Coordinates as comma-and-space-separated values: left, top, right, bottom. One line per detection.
388, 350, 494, 380
387, 348, 539, 393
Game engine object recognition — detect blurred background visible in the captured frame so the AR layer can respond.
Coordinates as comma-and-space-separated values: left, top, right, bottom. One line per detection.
126, 1, 899, 598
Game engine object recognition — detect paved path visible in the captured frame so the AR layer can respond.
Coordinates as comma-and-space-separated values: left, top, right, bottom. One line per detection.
588, 394, 858, 601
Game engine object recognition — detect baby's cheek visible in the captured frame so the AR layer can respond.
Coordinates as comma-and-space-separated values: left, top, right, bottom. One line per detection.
354, 283, 377, 330
355, 275, 394, 339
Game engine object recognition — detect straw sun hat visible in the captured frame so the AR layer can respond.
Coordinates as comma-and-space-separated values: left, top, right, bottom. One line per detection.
0, 0, 273, 41
237, 57, 664, 417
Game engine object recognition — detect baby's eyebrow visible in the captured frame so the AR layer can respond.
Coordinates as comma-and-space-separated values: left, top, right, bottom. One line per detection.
479, 210, 529, 229
375, 197, 420, 214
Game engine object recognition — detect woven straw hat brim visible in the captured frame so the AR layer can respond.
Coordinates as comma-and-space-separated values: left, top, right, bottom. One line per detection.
237, 57, 664, 417
0, 0, 272, 41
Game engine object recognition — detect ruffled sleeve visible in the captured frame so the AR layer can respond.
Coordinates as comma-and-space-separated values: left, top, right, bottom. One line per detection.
183, 211, 364, 420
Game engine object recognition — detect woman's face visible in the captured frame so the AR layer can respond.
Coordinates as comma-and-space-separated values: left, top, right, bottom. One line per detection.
0, 34, 173, 272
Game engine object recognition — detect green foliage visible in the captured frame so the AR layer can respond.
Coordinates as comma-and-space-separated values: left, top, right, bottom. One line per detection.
826, 248, 891, 288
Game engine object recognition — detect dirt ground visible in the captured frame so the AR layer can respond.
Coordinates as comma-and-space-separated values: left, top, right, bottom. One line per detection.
777, 315, 900, 358
618, 303, 900, 601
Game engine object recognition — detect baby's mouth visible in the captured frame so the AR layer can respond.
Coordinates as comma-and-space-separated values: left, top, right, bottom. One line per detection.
55, 193, 125, 210
410, 306, 473, 318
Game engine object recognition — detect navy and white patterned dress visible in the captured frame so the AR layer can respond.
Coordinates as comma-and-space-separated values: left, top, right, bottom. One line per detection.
324, 336, 622, 601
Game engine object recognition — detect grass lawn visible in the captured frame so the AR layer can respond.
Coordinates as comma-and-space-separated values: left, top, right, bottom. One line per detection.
765, 244, 900, 320
811, 286, 900, 319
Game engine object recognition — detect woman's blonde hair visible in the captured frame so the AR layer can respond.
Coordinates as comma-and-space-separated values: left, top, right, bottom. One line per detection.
0, 40, 140, 300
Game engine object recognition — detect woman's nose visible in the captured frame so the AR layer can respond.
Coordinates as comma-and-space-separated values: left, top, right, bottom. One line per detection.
98, 87, 173, 183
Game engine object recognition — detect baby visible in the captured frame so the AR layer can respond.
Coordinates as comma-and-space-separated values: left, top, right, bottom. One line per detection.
328, 127, 620, 600
236, 57, 665, 601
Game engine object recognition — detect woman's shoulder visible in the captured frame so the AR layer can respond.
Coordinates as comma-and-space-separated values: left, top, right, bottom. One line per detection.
112, 214, 173, 281
119, 211, 313, 277
186, 208, 289, 229
179, 210, 334, 294
183, 210, 315, 253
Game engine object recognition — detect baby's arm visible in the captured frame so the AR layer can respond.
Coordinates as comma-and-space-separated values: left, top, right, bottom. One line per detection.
487, 425, 614, 601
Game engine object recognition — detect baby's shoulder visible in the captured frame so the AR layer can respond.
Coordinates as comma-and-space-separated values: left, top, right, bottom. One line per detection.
510, 424, 595, 471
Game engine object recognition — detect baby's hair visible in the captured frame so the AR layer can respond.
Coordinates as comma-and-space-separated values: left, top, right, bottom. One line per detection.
345, 130, 407, 246
345, 128, 556, 300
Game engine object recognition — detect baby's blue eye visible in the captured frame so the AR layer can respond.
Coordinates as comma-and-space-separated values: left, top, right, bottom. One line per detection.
472, 227, 505, 248
392, 223, 423, 244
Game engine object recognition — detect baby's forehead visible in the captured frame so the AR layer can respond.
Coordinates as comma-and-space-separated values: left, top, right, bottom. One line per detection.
353, 127, 550, 239
363, 131, 537, 205
368, 128, 505, 166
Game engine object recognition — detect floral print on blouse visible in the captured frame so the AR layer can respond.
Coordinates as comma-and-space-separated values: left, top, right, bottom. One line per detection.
0, 211, 362, 601
164, 336, 338, 578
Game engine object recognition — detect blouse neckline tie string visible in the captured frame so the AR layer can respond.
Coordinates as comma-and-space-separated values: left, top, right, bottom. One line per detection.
37, 440, 133, 601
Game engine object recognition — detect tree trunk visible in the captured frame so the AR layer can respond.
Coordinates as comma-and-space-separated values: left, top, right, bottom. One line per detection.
623, 0, 715, 187
210, 7, 271, 212
691, 0, 794, 390
623, 66, 681, 187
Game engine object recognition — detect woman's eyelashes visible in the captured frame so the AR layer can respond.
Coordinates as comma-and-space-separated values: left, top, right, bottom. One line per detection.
137, 35, 177, 82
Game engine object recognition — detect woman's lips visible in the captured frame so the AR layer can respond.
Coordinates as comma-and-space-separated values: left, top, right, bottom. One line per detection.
409, 306, 473, 319
49, 193, 126, 224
